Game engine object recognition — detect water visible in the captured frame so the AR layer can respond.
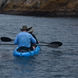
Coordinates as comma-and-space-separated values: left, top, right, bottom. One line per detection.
0, 14, 78, 78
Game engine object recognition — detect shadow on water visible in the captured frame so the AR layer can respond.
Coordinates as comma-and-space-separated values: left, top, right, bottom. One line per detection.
52, 50, 63, 56
47, 50, 63, 59
13, 56, 36, 70
7, 56, 39, 78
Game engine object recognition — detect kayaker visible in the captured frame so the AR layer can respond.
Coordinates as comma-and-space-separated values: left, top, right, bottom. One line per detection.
14, 25, 36, 50
28, 27, 39, 49
28, 27, 39, 44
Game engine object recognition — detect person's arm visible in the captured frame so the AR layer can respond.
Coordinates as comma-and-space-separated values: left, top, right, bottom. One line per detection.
30, 34, 36, 44
32, 34, 39, 44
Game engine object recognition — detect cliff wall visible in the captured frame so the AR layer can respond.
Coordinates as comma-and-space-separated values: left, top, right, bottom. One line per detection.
0, 0, 78, 17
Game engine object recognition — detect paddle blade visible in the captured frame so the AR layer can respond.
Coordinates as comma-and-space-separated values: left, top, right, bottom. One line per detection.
27, 27, 32, 31
1, 37, 13, 42
48, 41, 62, 48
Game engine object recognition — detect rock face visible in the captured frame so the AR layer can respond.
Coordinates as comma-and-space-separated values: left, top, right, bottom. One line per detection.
0, 0, 78, 17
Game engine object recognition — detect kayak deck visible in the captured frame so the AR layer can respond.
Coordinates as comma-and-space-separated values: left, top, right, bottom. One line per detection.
13, 46, 40, 57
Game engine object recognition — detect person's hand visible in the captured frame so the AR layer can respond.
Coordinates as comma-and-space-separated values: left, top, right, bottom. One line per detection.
38, 41, 40, 43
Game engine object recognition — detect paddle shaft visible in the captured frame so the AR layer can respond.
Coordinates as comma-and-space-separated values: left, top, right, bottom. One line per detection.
1, 37, 50, 44
0, 43, 15, 45
0, 37, 62, 48
0, 37, 60, 44
0, 44, 50, 46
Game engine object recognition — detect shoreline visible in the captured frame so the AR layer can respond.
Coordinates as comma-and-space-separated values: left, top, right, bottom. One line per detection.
0, 10, 78, 17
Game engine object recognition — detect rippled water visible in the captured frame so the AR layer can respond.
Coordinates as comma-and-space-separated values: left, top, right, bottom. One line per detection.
0, 14, 78, 78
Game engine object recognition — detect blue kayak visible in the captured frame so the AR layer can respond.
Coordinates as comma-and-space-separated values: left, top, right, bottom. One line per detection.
13, 46, 40, 57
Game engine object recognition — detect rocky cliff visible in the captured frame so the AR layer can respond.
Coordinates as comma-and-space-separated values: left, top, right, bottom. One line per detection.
0, 0, 78, 17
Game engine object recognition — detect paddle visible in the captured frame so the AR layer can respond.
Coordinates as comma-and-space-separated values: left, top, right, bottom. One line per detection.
0, 37, 62, 48
1, 37, 14, 42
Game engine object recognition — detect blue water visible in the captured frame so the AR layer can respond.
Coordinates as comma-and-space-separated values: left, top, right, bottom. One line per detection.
0, 14, 78, 78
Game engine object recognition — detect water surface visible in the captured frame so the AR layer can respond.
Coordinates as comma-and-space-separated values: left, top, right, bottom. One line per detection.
0, 14, 78, 78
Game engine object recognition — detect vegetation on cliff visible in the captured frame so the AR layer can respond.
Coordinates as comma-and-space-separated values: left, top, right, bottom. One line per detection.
0, 0, 78, 16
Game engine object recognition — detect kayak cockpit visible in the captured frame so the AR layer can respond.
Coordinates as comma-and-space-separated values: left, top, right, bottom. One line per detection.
13, 46, 40, 57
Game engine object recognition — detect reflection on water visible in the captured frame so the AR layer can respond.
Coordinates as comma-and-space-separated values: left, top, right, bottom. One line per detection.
0, 14, 78, 78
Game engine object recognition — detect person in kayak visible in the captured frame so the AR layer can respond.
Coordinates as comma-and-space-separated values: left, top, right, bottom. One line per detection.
14, 25, 36, 50
28, 27, 39, 44
28, 27, 39, 49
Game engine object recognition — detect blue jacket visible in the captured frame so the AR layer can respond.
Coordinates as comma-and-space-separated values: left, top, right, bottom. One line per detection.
14, 32, 36, 48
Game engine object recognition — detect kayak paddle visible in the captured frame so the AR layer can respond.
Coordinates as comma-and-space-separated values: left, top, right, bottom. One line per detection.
0, 37, 62, 48
1, 37, 13, 42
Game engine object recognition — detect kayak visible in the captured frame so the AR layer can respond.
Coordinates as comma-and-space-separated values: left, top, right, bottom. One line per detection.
13, 46, 40, 57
